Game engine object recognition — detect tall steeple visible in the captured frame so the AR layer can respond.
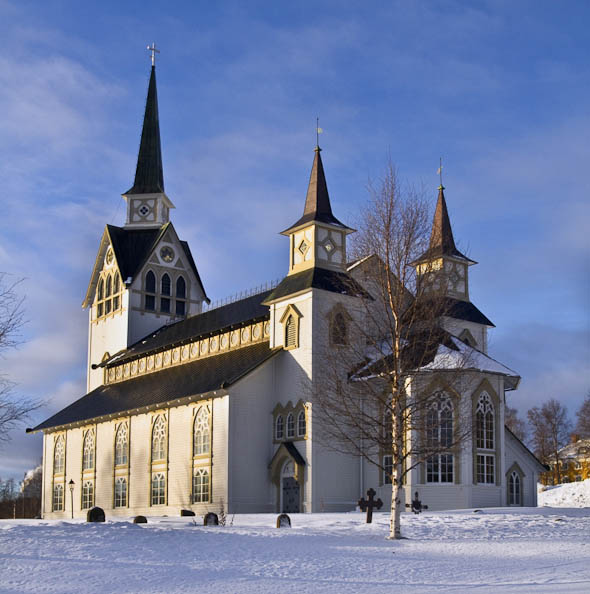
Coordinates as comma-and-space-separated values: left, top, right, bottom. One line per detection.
122, 53, 174, 229
124, 65, 164, 195
280, 146, 353, 276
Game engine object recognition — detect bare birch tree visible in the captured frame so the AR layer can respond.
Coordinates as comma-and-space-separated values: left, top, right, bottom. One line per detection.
313, 164, 473, 539
505, 405, 528, 442
0, 274, 40, 444
574, 391, 590, 439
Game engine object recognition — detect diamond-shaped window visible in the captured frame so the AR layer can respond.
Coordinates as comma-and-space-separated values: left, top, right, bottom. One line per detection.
138, 204, 150, 217
324, 239, 335, 253
298, 240, 309, 255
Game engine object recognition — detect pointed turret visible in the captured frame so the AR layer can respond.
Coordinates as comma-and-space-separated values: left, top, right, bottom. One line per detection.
124, 66, 164, 195
414, 186, 475, 264
282, 147, 350, 234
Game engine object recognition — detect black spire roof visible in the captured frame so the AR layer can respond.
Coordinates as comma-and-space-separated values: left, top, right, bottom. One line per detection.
282, 147, 350, 234
414, 186, 475, 264
124, 66, 165, 195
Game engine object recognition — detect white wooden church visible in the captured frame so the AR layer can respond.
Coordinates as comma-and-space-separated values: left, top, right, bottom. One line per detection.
30, 60, 544, 518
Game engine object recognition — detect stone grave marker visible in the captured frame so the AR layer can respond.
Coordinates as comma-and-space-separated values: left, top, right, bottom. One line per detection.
203, 512, 219, 526
276, 513, 291, 528
86, 506, 105, 523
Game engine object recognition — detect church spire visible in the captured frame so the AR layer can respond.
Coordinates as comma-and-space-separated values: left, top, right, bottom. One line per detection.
124, 64, 164, 195
282, 146, 349, 234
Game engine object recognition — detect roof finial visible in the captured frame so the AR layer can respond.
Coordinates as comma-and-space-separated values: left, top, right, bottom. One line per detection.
147, 42, 160, 67
437, 156, 445, 190
316, 117, 323, 151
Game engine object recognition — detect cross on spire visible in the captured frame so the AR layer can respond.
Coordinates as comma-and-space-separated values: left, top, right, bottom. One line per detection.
437, 156, 444, 189
147, 43, 160, 67
316, 117, 322, 149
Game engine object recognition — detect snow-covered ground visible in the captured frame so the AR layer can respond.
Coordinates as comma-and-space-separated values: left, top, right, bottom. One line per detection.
1, 507, 590, 593
538, 478, 590, 508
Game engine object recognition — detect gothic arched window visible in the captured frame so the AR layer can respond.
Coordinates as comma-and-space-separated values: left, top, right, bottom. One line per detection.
297, 410, 306, 437
425, 394, 454, 483
193, 407, 210, 456
176, 276, 186, 316
97, 279, 104, 318
53, 435, 65, 474
508, 470, 521, 505
286, 413, 295, 438
145, 271, 156, 311
275, 415, 284, 440
115, 423, 128, 466
82, 429, 95, 471
476, 392, 496, 484
160, 273, 171, 313
151, 415, 167, 462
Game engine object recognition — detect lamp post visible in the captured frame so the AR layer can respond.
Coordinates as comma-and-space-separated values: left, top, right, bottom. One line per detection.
68, 480, 75, 519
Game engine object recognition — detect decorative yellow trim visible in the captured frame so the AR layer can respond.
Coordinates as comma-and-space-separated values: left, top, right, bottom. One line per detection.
272, 399, 308, 442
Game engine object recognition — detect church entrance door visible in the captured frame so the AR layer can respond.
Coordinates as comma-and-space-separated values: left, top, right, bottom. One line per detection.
282, 477, 300, 513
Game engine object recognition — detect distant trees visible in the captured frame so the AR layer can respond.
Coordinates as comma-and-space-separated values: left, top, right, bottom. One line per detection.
505, 405, 527, 442
0, 274, 40, 445
527, 399, 572, 484
574, 391, 590, 439
0, 465, 42, 519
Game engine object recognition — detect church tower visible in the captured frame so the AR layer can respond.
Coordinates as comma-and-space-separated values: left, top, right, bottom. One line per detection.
412, 185, 494, 352
83, 55, 208, 391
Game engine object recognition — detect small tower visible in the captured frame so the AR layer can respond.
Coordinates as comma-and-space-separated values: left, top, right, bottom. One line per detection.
121, 64, 175, 228
412, 185, 494, 352
281, 146, 354, 275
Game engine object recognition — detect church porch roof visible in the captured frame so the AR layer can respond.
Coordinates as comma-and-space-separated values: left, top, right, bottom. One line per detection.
29, 342, 280, 433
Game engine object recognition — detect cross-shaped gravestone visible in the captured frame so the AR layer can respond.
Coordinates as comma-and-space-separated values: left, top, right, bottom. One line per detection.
405, 491, 429, 514
358, 488, 383, 524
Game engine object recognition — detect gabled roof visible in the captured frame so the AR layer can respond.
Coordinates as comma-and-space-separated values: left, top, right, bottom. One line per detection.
282, 147, 352, 234
103, 289, 273, 366
443, 297, 494, 327
83, 222, 208, 308
124, 65, 164, 195
413, 186, 475, 265
505, 426, 548, 472
263, 267, 371, 305
29, 342, 280, 433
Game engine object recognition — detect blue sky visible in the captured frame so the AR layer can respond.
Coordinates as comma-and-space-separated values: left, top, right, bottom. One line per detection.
0, 0, 588, 479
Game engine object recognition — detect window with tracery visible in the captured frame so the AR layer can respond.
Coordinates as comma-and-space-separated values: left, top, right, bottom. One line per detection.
508, 471, 521, 505
53, 435, 65, 474
426, 394, 454, 483
193, 407, 210, 456
82, 429, 95, 471
476, 392, 495, 484
114, 477, 127, 508
297, 410, 306, 437
151, 415, 167, 462
145, 270, 156, 310
161, 273, 171, 313
176, 276, 186, 316
151, 473, 165, 505
52, 483, 64, 511
115, 424, 128, 466
144, 270, 187, 316
275, 415, 284, 440
81, 480, 94, 509
286, 413, 295, 438
95, 271, 123, 319
192, 468, 210, 503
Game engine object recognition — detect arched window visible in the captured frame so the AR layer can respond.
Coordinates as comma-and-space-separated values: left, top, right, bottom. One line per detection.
97, 279, 104, 318
114, 477, 127, 508
115, 423, 128, 466
193, 407, 210, 456
193, 468, 210, 503
52, 483, 64, 511
476, 392, 496, 484
160, 273, 171, 313
113, 274, 121, 311
82, 429, 95, 471
151, 415, 166, 461
53, 435, 65, 474
286, 413, 295, 438
275, 415, 284, 440
426, 394, 454, 483
285, 315, 296, 348
151, 472, 165, 505
297, 410, 306, 437
176, 276, 186, 316
508, 471, 521, 505
331, 312, 347, 346
82, 480, 94, 509
105, 275, 112, 314
145, 271, 156, 311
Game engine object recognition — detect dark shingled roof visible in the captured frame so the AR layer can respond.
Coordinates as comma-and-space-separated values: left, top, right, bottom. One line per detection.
413, 186, 475, 265
124, 65, 165, 195
263, 267, 371, 304
106, 223, 208, 301
282, 148, 351, 233
104, 289, 273, 366
30, 342, 280, 433
443, 297, 494, 327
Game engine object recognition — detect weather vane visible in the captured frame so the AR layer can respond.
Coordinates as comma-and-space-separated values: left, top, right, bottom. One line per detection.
437, 156, 444, 188
147, 43, 160, 67
316, 117, 323, 148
